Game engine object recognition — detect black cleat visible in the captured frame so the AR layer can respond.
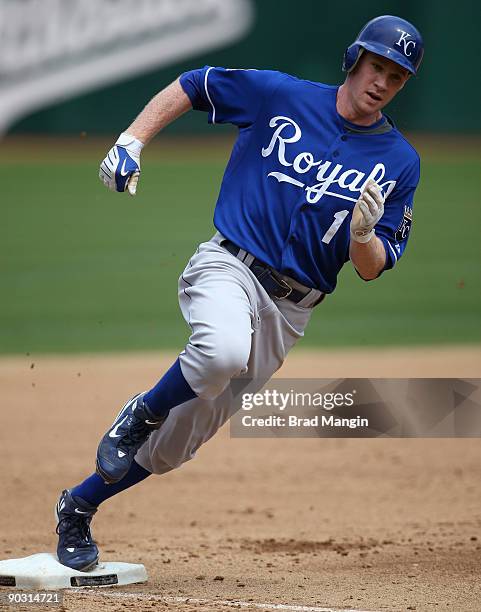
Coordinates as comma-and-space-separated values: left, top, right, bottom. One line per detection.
55, 489, 99, 572
96, 392, 165, 484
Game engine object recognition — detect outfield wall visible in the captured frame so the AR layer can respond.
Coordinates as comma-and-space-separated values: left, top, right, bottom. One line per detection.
8, 0, 480, 135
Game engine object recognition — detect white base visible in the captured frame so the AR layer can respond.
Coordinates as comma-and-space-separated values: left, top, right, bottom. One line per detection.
0, 553, 148, 590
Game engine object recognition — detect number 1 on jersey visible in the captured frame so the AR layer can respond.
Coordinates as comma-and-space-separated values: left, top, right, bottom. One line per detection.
321, 209, 349, 244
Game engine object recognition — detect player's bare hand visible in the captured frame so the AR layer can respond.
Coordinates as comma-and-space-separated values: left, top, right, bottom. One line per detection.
350, 179, 385, 243
99, 132, 144, 196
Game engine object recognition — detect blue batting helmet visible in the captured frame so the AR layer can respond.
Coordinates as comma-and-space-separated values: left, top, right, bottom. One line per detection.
342, 15, 424, 75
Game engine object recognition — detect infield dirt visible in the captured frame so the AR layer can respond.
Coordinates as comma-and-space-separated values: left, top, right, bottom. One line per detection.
1, 346, 480, 611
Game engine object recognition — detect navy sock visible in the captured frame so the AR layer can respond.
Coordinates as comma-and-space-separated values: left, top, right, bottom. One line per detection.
143, 357, 196, 418
71, 460, 151, 507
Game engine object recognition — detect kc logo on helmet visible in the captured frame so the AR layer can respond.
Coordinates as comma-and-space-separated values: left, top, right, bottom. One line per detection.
395, 30, 416, 56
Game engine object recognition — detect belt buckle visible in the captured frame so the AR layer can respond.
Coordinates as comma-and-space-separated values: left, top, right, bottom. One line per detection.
276, 277, 293, 299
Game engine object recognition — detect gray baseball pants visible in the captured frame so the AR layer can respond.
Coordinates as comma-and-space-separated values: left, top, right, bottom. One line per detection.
136, 233, 322, 475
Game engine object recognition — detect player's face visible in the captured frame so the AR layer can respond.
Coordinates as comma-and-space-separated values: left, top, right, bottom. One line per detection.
349, 52, 410, 116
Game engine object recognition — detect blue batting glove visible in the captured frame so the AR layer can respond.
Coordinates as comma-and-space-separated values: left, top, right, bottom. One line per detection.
99, 132, 144, 196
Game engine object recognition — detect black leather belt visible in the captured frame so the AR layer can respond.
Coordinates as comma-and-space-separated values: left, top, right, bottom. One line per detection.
220, 239, 325, 306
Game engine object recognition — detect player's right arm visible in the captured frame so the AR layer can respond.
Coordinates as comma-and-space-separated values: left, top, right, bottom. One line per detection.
99, 78, 192, 195
99, 67, 282, 195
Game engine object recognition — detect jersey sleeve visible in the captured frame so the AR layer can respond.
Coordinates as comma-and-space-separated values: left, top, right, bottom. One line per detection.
179, 66, 285, 127
375, 158, 420, 272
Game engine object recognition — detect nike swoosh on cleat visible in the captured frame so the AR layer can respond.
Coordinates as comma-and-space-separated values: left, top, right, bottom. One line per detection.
74, 508, 90, 515
145, 420, 159, 425
118, 450, 126, 458
109, 414, 129, 438
66, 548, 75, 552
112, 394, 140, 422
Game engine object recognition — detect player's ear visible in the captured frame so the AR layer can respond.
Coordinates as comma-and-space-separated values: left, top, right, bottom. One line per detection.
398, 72, 410, 90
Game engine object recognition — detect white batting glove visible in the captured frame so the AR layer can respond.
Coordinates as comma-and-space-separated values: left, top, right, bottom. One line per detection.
350, 179, 385, 243
99, 132, 144, 196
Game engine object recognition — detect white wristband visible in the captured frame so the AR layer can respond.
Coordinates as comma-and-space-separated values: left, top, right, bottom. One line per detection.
116, 132, 144, 156
350, 228, 375, 244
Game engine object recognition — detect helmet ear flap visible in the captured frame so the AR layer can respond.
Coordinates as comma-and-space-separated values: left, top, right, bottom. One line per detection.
342, 45, 364, 72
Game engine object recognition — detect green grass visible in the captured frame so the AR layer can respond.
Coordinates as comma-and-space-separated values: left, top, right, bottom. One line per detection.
1, 140, 480, 353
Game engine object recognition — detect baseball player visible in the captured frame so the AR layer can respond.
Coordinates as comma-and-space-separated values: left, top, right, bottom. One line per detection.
55, 15, 423, 571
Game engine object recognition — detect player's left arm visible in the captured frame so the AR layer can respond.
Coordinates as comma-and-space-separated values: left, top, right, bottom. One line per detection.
349, 236, 387, 280
349, 176, 417, 281
349, 180, 387, 280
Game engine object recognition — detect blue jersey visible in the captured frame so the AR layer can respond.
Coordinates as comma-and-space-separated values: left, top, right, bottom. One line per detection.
180, 67, 419, 293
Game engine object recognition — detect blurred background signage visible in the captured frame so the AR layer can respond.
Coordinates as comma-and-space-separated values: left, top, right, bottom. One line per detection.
0, 0, 253, 133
